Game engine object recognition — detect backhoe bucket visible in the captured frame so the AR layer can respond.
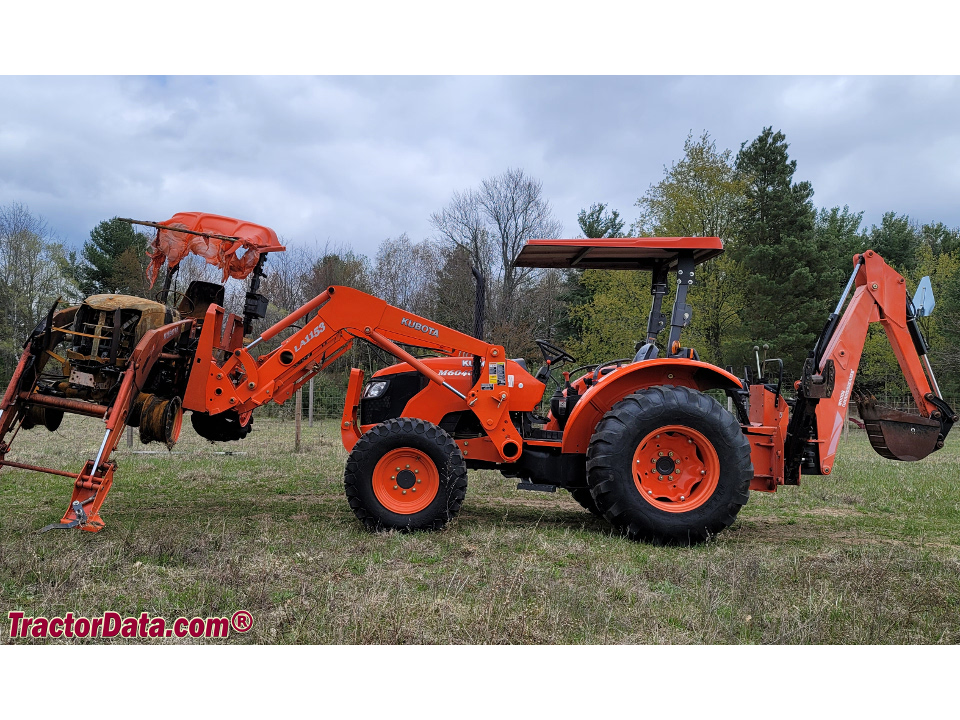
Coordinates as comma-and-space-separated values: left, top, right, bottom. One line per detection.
857, 393, 942, 461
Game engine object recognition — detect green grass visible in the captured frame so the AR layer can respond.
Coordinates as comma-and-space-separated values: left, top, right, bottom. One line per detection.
1, 413, 959, 644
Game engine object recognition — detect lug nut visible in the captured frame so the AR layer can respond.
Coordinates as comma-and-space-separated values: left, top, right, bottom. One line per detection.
700, 470, 706, 476
659, 451, 664, 457
648, 490, 653, 495
406, 464, 410, 468
402, 490, 407, 495
680, 495, 685, 501
411, 487, 416, 492
394, 485, 398, 489
416, 479, 421, 484
391, 475, 396, 480
668, 451, 674, 457
415, 469, 419, 474
659, 475, 665, 481
396, 467, 401, 471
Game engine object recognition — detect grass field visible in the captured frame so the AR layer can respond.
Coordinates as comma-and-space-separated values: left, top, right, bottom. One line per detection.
1, 411, 959, 644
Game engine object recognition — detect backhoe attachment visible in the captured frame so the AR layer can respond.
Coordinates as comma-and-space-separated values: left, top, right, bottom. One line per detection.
784, 250, 957, 479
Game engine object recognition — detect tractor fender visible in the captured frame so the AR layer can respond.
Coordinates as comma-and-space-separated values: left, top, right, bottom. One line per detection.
560, 359, 743, 454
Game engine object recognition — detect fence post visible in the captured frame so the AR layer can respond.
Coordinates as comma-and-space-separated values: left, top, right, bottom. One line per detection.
843, 402, 849, 442
127, 425, 133, 448
309, 378, 314, 428
295, 387, 302, 453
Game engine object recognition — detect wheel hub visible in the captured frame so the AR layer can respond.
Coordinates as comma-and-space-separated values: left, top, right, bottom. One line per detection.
396, 469, 417, 489
371, 448, 440, 514
655, 457, 676, 475
632, 425, 720, 513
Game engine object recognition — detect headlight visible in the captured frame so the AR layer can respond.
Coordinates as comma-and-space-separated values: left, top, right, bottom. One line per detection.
362, 381, 388, 399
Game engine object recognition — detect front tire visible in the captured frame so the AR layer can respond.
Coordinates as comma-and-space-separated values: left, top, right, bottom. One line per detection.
569, 487, 602, 516
344, 418, 467, 532
586, 385, 752, 544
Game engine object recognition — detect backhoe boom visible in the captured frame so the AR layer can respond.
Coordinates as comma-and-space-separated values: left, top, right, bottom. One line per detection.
784, 250, 956, 481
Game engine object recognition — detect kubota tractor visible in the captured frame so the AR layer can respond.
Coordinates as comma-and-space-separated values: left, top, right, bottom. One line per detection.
0, 213, 954, 543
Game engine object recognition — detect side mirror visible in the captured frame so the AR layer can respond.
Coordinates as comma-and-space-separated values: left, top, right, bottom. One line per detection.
912, 276, 935, 317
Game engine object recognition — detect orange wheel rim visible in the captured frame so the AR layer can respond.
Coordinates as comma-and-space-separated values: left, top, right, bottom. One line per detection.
632, 425, 720, 513
372, 448, 440, 514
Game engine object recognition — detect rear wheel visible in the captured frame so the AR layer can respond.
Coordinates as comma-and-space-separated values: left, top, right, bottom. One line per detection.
586, 385, 752, 544
344, 418, 467, 532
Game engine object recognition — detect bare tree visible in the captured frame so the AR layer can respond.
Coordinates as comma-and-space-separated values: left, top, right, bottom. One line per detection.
429, 168, 563, 348
0, 203, 78, 381
429, 189, 492, 282
373, 233, 440, 317
478, 168, 563, 317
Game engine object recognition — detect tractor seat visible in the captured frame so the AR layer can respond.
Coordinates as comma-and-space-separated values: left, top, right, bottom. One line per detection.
180, 280, 225, 319
633, 342, 659, 363
512, 358, 528, 371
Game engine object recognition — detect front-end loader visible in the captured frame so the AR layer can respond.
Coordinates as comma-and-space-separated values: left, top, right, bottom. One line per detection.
0, 213, 953, 543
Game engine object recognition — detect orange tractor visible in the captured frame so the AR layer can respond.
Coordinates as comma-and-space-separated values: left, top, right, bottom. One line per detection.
0, 213, 954, 542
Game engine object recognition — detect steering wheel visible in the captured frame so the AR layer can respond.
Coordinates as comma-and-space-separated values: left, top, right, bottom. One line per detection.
534, 338, 576, 365
533, 339, 576, 384
154, 289, 195, 314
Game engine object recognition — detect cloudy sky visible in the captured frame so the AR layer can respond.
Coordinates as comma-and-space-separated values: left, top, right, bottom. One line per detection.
2, 75, 959, 256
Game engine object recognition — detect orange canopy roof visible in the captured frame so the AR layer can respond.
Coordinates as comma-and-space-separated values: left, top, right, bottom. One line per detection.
514, 237, 724, 270
145, 212, 286, 286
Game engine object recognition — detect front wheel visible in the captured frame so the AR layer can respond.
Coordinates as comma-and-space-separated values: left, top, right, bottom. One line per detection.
344, 418, 467, 532
569, 487, 602, 516
586, 385, 752, 544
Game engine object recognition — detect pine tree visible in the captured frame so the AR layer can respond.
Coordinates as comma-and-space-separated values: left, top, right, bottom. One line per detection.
554, 203, 625, 346
815, 205, 866, 293
75, 217, 151, 296
867, 212, 920, 272
732, 127, 824, 376
577, 203, 625, 239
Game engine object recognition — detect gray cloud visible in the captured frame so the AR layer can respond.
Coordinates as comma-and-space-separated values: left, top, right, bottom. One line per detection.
2, 76, 959, 256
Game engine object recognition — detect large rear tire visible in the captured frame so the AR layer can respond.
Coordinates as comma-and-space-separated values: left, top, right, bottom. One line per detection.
344, 418, 467, 532
586, 385, 752, 544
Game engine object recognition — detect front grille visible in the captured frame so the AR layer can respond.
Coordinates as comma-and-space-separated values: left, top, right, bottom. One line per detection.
360, 371, 427, 425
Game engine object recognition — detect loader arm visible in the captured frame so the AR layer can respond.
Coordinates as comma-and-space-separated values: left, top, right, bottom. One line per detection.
784, 250, 957, 480
183, 285, 527, 463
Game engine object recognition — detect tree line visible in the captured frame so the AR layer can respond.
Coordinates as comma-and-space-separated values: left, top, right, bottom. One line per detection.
3, 128, 960, 400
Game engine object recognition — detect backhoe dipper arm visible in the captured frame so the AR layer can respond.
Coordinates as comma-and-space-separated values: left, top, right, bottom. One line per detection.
784, 250, 956, 480
184, 286, 525, 461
